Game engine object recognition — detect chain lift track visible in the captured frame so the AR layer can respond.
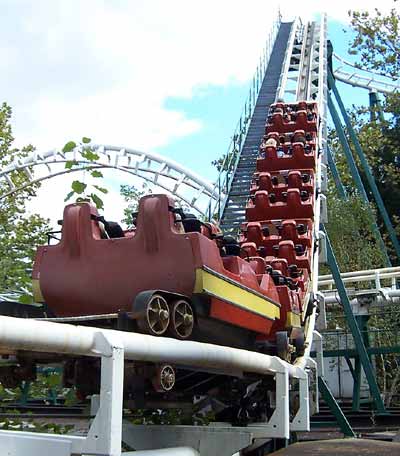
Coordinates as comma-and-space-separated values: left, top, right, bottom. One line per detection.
218, 17, 327, 373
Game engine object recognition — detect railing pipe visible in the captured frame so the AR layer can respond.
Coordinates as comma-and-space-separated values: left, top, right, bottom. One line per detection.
0, 315, 301, 378
319, 266, 400, 280
319, 271, 400, 287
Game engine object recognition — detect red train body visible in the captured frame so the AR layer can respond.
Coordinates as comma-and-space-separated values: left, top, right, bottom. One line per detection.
32, 100, 318, 357
33, 195, 285, 340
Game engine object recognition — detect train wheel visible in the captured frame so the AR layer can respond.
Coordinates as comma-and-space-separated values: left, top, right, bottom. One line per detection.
137, 294, 170, 336
169, 299, 194, 339
276, 331, 291, 362
152, 364, 176, 392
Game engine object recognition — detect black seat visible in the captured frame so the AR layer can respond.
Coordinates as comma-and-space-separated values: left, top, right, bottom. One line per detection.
223, 235, 241, 256
182, 213, 202, 233
105, 221, 125, 238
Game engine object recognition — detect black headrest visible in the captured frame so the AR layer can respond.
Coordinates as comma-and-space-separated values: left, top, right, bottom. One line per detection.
182, 218, 201, 233
223, 235, 238, 245
105, 221, 125, 238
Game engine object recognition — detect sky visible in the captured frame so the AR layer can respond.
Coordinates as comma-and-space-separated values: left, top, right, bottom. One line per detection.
1, 0, 397, 225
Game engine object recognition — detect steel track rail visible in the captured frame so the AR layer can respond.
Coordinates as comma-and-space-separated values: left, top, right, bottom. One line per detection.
332, 53, 400, 94
275, 14, 327, 370
0, 144, 217, 217
275, 18, 302, 102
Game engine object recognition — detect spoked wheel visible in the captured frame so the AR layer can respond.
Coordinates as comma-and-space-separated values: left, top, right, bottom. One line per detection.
137, 294, 170, 336
169, 299, 194, 339
152, 364, 176, 392
276, 331, 291, 362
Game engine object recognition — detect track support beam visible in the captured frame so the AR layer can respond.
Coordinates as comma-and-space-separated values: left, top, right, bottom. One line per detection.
322, 225, 387, 414
326, 147, 347, 199
329, 70, 400, 262
318, 377, 356, 437
0, 331, 125, 456
328, 92, 391, 266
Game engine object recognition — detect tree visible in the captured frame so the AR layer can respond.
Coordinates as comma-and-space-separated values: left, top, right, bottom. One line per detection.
120, 183, 147, 228
324, 192, 387, 272
348, 5, 400, 78
0, 103, 49, 296
326, 4, 400, 265
347, 3, 400, 229
324, 5, 400, 405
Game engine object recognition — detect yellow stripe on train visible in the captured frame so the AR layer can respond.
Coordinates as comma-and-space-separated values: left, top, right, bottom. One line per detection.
286, 311, 301, 328
194, 267, 280, 321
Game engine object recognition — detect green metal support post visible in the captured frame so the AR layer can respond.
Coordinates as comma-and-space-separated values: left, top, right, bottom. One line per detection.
329, 70, 400, 262
327, 146, 347, 199
323, 225, 387, 414
318, 377, 356, 437
19, 381, 30, 405
369, 91, 385, 123
352, 356, 362, 411
328, 94, 368, 200
328, 93, 392, 267
352, 315, 373, 411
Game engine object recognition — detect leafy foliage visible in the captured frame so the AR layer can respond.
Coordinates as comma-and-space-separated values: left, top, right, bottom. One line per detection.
211, 149, 236, 172
120, 183, 149, 228
348, 5, 400, 78
0, 103, 49, 295
325, 5, 400, 405
0, 371, 77, 433
327, 5, 400, 265
325, 193, 387, 272
63, 138, 108, 210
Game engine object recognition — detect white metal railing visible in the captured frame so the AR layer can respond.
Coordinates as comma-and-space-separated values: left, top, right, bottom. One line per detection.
318, 266, 400, 289
333, 53, 400, 81
0, 315, 311, 455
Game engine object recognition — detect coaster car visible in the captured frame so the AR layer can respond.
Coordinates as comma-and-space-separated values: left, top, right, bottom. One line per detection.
32, 194, 303, 348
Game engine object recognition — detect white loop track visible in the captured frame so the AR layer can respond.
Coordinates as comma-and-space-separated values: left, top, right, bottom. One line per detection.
0, 144, 218, 217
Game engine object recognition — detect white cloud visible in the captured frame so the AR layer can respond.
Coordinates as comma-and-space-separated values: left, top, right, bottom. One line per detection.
1, 0, 396, 224
4, 0, 397, 149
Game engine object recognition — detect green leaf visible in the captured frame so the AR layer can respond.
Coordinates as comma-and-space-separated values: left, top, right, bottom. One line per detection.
64, 190, 75, 202
65, 160, 77, 169
81, 149, 100, 161
46, 373, 61, 388
71, 180, 87, 194
18, 293, 34, 304
90, 193, 104, 209
93, 185, 108, 194
90, 170, 103, 178
82, 137, 91, 144
76, 197, 90, 203
62, 141, 76, 153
